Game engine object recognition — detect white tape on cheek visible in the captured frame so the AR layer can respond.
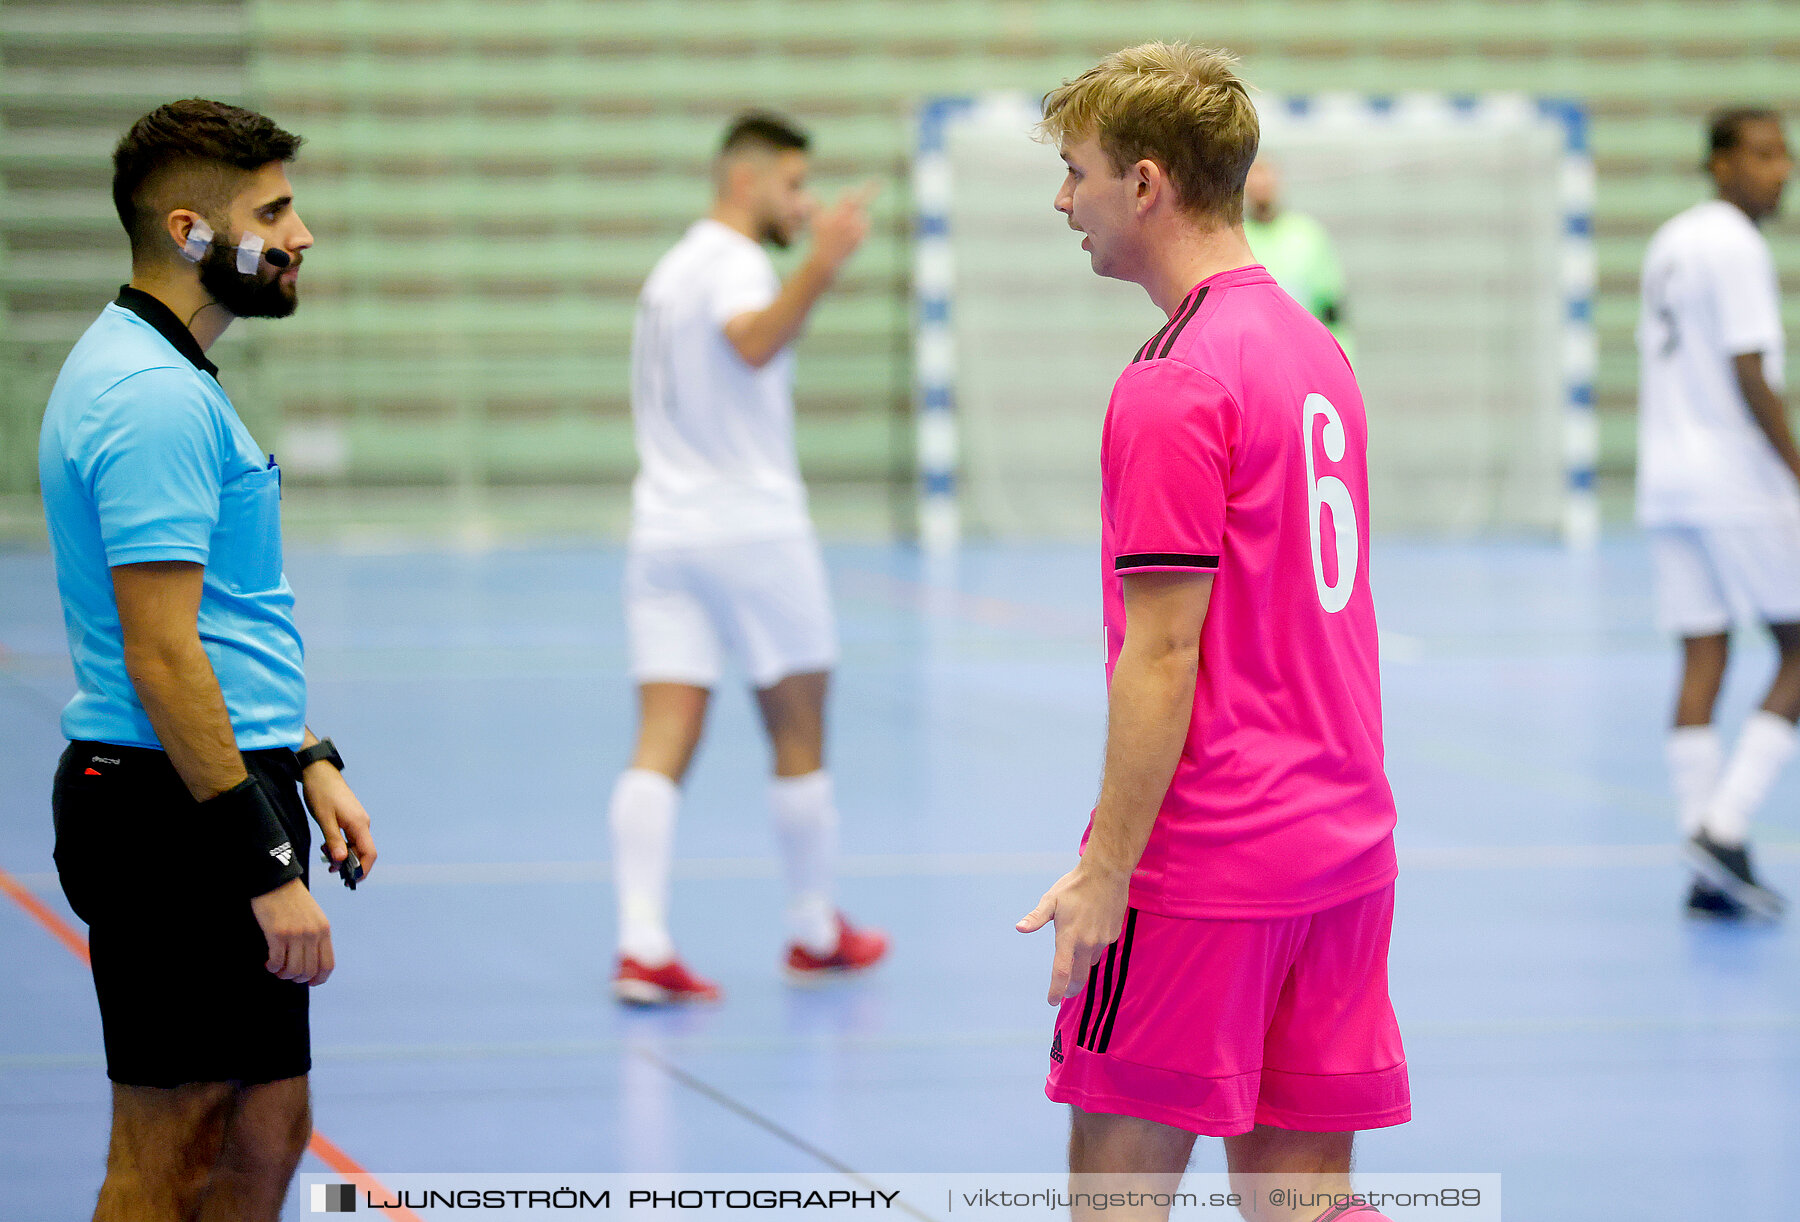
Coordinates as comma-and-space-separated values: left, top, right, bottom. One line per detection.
235, 232, 266, 274
182, 218, 214, 263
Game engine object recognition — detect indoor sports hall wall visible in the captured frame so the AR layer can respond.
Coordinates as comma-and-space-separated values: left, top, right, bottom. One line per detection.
1, 0, 1796, 539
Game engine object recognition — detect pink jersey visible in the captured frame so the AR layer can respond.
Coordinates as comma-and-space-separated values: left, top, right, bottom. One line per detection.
1091, 264, 1397, 919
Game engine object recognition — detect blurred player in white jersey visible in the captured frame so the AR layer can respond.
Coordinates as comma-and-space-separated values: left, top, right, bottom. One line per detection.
1638, 107, 1795, 920
608, 112, 889, 1004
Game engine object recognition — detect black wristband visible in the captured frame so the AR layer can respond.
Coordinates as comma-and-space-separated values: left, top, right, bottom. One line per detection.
295, 737, 343, 774
204, 776, 305, 898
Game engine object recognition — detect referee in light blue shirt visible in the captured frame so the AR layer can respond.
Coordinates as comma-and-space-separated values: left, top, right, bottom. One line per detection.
38, 99, 379, 1221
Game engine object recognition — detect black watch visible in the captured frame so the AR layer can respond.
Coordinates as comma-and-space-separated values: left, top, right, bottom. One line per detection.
295, 737, 344, 774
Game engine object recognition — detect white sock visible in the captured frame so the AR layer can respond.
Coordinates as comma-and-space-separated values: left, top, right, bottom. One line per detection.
1667, 725, 1724, 837
610, 767, 678, 965
1704, 710, 1798, 847
770, 771, 839, 955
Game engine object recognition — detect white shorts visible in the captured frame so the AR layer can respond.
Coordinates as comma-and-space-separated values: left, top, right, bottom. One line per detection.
1649, 522, 1800, 637
625, 535, 838, 689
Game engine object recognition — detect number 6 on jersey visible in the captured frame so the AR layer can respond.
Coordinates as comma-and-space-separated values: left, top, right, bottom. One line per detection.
1304, 392, 1360, 613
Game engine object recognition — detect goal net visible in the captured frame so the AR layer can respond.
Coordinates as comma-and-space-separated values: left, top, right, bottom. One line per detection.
914, 93, 1595, 545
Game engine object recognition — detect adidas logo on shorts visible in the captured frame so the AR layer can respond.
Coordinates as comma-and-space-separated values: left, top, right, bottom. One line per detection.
1050, 1029, 1064, 1064
270, 842, 294, 867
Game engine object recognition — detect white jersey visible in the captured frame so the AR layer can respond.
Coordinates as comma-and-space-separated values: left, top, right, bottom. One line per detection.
1636, 199, 1795, 525
628, 219, 811, 549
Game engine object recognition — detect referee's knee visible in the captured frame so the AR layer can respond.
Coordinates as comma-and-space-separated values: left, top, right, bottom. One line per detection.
99, 1081, 235, 1217
222, 1075, 313, 1176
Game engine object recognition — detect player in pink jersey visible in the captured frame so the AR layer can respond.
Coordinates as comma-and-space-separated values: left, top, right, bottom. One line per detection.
1015, 44, 1408, 1222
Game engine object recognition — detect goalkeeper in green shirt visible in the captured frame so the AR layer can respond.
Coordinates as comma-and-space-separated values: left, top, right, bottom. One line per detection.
1244, 155, 1354, 360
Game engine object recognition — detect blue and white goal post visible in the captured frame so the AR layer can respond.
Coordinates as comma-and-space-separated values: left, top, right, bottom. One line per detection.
913, 93, 1597, 550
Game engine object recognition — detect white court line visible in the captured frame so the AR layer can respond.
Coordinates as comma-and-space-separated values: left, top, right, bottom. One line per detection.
5, 1009, 1797, 1074
7, 842, 1798, 894
1378, 630, 1427, 662
839, 567, 1428, 662
0, 853, 1064, 891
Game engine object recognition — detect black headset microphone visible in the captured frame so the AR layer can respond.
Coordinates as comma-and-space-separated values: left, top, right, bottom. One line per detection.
264, 247, 292, 268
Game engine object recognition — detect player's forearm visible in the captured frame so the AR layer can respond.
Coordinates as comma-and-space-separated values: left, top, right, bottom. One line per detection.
1748, 387, 1800, 476
1734, 355, 1800, 478
1085, 640, 1198, 877
123, 636, 247, 801
725, 256, 838, 368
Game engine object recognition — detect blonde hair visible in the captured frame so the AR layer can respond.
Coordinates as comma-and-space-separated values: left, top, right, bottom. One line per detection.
1039, 42, 1259, 225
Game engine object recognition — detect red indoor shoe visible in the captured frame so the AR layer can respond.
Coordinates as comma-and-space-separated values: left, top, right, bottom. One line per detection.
612, 955, 722, 1006
784, 913, 890, 985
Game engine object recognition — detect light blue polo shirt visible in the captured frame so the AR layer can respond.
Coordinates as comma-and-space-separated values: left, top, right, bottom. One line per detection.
38, 289, 305, 750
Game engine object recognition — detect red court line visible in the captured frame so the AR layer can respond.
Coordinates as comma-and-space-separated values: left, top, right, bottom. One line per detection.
308, 1132, 426, 1221
0, 862, 423, 1222
0, 866, 91, 965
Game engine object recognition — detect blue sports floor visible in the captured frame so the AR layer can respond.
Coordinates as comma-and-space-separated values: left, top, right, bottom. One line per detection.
2, 537, 1797, 1220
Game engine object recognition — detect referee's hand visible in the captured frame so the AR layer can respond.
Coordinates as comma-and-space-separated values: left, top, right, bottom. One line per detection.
301, 766, 378, 884
1017, 859, 1130, 1006
250, 880, 335, 986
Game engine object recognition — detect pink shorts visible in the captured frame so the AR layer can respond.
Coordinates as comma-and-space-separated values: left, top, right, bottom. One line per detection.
1045, 882, 1409, 1137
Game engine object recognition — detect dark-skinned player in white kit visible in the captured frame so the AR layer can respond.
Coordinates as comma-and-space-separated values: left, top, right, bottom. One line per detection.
1639, 107, 1797, 921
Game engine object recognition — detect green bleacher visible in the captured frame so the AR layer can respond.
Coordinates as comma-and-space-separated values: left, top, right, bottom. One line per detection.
3, 0, 1796, 536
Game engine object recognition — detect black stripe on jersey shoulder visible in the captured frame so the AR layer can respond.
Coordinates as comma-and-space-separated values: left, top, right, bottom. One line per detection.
1134, 322, 1172, 364
1130, 287, 1208, 366
1155, 286, 1208, 359
1114, 552, 1220, 571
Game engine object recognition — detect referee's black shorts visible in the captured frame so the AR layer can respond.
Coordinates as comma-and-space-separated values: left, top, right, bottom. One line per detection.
52, 742, 312, 1088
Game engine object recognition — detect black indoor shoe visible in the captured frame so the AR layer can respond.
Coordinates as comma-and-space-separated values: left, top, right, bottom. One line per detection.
1686, 831, 1786, 919
1685, 877, 1748, 921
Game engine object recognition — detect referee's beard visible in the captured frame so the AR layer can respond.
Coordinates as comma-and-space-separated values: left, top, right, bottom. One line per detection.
197, 242, 299, 319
